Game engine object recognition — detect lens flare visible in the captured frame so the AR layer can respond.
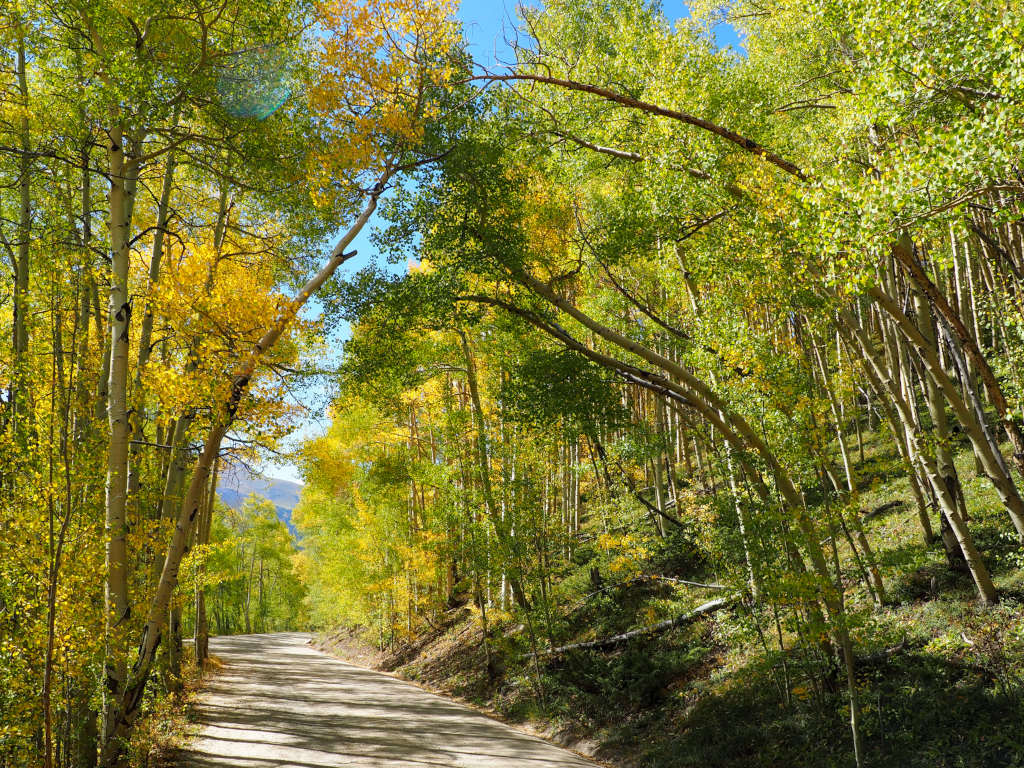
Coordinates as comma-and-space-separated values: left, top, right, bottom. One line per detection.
216, 46, 292, 120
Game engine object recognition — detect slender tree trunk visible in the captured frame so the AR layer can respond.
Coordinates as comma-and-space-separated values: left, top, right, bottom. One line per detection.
244, 543, 256, 634
10, 22, 32, 433
102, 124, 142, 746
836, 307, 998, 603
811, 340, 887, 603
843, 318, 933, 544
195, 458, 218, 669
98, 177, 387, 767
43, 316, 75, 768
892, 234, 1024, 520
126, 120, 179, 508
458, 329, 530, 610
909, 289, 972, 567
870, 282, 1024, 540
93, 277, 111, 423
725, 449, 760, 598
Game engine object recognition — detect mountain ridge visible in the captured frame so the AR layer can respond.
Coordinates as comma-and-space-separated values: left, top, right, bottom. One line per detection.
216, 465, 303, 534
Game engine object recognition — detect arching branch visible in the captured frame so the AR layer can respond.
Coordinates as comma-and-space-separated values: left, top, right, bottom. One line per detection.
480, 72, 805, 179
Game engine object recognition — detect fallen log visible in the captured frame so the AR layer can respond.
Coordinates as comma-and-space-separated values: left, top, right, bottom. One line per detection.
857, 638, 911, 665
582, 575, 726, 601
567, 575, 728, 616
535, 596, 734, 657
861, 500, 905, 522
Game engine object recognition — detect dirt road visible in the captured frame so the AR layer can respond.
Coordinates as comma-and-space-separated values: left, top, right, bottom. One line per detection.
177, 632, 599, 767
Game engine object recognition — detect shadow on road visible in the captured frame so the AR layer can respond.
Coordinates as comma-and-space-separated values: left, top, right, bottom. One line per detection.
175, 632, 596, 768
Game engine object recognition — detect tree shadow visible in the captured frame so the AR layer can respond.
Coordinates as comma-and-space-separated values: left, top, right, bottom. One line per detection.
176, 634, 595, 768
609, 647, 1024, 768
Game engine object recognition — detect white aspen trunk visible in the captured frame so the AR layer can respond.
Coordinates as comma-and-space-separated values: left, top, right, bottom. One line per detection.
126, 122, 180, 506
572, 440, 580, 534
952, 228, 989, 475
94, 275, 111, 422
102, 123, 142, 741
725, 450, 759, 598
911, 290, 972, 529
837, 308, 998, 604
871, 284, 1024, 539
243, 543, 256, 634
892, 235, 1024, 512
650, 456, 667, 538
810, 341, 888, 604
98, 176, 388, 767
194, 457, 218, 669
839, 321, 934, 544
10, 22, 31, 431
458, 330, 528, 610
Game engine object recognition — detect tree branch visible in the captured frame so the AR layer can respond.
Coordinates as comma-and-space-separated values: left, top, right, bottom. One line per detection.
480, 72, 805, 179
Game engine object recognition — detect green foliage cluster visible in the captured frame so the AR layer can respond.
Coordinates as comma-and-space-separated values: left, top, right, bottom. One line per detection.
184, 497, 307, 637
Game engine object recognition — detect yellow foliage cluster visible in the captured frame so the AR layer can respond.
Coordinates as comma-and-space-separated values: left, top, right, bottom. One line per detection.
143, 240, 302, 423
597, 531, 654, 576
308, 0, 460, 201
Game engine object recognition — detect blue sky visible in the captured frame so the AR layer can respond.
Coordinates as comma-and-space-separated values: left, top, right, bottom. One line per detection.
261, 1, 739, 484
457, 0, 742, 54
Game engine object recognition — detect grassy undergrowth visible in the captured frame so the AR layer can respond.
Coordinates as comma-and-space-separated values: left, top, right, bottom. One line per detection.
323, 428, 1024, 768
129, 650, 218, 768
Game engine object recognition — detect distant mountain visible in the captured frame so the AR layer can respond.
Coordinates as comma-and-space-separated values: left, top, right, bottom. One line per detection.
216, 465, 303, 534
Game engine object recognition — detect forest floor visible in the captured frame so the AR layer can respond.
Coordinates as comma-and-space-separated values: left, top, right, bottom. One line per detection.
132, 651, 216, 767
318, 431, 1024, 768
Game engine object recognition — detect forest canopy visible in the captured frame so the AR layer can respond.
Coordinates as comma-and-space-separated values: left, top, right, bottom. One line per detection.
3, 1, 1024, 767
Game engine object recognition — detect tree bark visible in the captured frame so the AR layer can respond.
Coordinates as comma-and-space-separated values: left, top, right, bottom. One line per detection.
102, 123, 142, 744
98, 176, 388, 767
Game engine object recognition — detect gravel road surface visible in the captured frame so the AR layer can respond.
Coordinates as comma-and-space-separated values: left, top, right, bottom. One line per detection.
177, 632, 599, 768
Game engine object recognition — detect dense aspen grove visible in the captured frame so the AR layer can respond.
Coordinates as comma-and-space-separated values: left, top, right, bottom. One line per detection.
3, 0, 1024, 766
0, 0, 457, 765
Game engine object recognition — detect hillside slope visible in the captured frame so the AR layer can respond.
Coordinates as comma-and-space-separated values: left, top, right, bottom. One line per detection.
315, 435, 1024, 768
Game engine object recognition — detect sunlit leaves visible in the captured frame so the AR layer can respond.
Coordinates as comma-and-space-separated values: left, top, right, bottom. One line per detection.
307, 0, 461, 204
